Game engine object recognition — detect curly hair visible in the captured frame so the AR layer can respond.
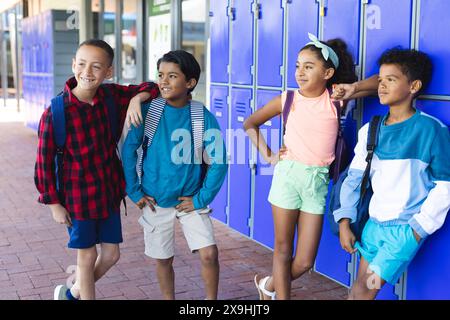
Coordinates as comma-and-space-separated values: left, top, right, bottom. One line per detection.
301, 38, 358, 88
378, 48, 433, 96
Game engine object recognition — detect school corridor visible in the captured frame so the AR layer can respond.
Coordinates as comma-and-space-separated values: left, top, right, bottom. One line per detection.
0, 104, 347, 300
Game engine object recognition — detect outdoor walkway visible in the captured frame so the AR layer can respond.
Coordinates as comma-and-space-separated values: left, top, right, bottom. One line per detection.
0, 105, 348, 300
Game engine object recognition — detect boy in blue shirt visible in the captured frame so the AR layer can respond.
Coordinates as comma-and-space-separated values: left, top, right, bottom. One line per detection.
122, 50, 228, 300
333, 48, 450, 299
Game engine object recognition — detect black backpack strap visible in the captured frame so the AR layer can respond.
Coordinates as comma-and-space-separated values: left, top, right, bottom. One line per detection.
360, 116, 382, 198
282, 90, 294, 136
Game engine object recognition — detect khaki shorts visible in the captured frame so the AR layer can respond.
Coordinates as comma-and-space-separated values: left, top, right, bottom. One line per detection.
138, 206, 216, 259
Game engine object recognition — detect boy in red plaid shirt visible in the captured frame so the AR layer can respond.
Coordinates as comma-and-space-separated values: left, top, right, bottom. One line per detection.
34, 39, 159, 300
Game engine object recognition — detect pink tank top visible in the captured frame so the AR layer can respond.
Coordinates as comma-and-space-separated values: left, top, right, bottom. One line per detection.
281, 89, 339, 166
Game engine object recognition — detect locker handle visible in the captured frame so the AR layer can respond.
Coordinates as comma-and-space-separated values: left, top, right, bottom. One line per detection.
230, 7, 236, 21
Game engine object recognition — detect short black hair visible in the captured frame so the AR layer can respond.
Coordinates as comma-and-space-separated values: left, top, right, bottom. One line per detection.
157, 50, 201, 93
378, 48, 433, 96
78, 39, 114, 66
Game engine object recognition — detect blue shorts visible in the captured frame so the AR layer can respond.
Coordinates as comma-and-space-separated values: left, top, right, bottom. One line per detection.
67, 211, 123, 249
355, 219, 423, 285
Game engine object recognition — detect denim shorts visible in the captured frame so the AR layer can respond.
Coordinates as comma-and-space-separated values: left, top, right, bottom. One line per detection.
355, 219, 423, 285
67, 211, 123, 249
268, 160, 330, 214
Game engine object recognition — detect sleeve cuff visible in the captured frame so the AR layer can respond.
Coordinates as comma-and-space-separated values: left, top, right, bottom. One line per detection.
192, 195, 203, 210
333, 208, 357, 224
128, 189, 145, 204
38, 192, 60, 204
408, 217, 429, 239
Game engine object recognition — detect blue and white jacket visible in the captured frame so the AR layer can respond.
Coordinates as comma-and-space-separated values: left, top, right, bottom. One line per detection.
334, 110, 450, 239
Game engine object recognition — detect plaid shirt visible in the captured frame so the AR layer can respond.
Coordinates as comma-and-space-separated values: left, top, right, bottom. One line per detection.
34, 77, 159, 220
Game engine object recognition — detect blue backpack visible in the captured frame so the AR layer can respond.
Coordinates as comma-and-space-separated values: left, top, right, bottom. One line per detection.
50, 85, 118, 203
327, 115, 382, 241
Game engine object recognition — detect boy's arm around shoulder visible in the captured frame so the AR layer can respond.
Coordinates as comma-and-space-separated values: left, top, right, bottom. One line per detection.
34, 106, 60, 205
409, 126, 450, 239
121, 103, 149, 204
332, 74, 379, 101
192, 108, 228, 210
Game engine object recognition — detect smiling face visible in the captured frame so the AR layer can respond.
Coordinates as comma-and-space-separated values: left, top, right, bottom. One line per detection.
295, 48, 334, 96
378, 63, 421, 106
158, 61, 196, 107
72, 45, 113, 91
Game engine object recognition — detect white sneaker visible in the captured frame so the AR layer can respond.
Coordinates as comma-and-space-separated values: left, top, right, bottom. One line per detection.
54, 284, 69, 300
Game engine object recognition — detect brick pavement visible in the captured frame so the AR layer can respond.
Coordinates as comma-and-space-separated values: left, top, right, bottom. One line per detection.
0, 115, 348, 300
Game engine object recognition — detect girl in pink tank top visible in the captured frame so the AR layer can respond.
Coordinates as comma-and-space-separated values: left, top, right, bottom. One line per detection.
244, 33, 357, 300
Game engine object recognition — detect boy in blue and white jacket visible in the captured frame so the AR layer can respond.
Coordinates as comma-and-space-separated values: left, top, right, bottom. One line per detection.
333, 48, 450, 299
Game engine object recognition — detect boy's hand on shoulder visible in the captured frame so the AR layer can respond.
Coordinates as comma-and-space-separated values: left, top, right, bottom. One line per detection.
136, 195, 157, 212
127, 96, 144, 128
338, 219, 357, 254
176, 197, 195, 213
331, 83, 357, 101
49, 204, 72, 227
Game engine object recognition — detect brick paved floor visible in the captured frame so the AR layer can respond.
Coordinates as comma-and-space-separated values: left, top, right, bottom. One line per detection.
0, 113, 348, 300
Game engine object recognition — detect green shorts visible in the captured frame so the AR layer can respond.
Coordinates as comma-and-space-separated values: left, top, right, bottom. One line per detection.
268, 160, 330, 214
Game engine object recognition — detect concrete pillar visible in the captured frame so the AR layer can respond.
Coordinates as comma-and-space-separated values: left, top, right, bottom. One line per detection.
79, 0, 93, 43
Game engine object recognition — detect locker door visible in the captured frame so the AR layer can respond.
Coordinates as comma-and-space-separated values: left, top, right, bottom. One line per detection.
256, 0, 284, 87
405, 100, 450, 299
210, 0, 229, 83
315, 103, 359, 287
322, 0, 361, 64
230, 1, 255, 85
228, 88, 253, 236
354, 255, 401, 300
252, 89, 281, 248
418, 0, 450, 95
314, 184, 353, 287
209, 86, 229, 224
364, 0, 412, 78
286, 0, 319, 88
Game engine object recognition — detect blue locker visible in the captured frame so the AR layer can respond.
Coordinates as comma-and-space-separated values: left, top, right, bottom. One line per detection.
364, 0, 412, 78
418, 0, 450, 96
405, 99, 450, 299
252, 89, 281, 248
315, 184, 353, 287
230, 1, 254, 85
315, 106, 359, 287
228, 87, 253, 236
286, 0, 319, 88
354, 255, 400, 300
210, 0, 229, 83
322, 0, 361, 64
209, 86, 229, 224
256, 1, 284, 88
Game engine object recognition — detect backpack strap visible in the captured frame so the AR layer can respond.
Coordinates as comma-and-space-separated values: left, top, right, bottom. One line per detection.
327, 87, 345, 139
101, 85, 118, 143
282, 90, 294, 136
50, 93, 66, 196
360, 115, 382, 198
190, 100, 205, 165
137, 97, 166, 181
